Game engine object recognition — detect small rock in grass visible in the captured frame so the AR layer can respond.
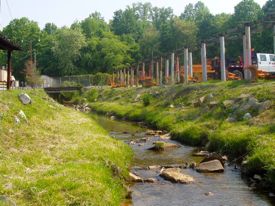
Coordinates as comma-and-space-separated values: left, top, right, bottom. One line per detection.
18, 110, 28, 122
18, 93, 32, 105
14, 116, 20, 124
243, 113, 253, 120
226, 117, 237, 123
223, 100, 235, 108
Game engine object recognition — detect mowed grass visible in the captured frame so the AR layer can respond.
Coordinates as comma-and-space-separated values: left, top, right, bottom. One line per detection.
86, 80, 275, 191
0, 90, 132, 205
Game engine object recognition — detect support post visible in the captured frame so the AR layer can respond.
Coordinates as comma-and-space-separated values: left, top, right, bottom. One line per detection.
184, 48, 189, 84
244, 24, 252, 80
7, 51, 11, 90
220, 36, 226, 81
156, 61, 159, 85
160, 57, 163, 86
165, 59, 169, 84
171, 53, 175, 84
189, 52, 193, 79
201, 43, 207, 82
273, 24, 275, 54
245, 24, 252, 66
243, 34, 247, 68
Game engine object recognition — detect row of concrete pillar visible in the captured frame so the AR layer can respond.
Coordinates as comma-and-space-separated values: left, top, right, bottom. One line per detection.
114, 24, 275, 87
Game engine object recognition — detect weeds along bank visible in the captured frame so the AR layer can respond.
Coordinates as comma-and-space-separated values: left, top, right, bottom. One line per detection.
77, 81, 275, 191
0, 90, 132, 205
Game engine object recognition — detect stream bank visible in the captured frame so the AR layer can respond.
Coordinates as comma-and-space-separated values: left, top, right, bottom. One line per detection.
91, 114, 274, 206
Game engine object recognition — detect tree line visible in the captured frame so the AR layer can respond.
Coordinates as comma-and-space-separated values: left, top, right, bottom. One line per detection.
0, 0, 274, 81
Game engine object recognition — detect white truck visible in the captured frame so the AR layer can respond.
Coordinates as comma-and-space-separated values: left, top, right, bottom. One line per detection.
255, 53, 275, 75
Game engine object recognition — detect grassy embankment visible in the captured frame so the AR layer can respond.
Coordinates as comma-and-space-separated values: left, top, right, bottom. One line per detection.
0, 90, 132, 205
79, 80, 275, 191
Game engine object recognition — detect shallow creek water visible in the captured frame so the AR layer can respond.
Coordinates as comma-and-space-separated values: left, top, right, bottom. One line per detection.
91, 114, 274, 206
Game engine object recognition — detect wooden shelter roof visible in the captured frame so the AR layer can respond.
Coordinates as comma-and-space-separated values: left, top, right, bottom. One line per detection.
0, 35, 21, 51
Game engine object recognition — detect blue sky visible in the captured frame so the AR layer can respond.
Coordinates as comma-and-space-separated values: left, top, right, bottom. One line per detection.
0, 0, 268, 29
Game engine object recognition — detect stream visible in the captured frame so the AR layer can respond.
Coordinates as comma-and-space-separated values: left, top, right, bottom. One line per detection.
91, 114, 274, 206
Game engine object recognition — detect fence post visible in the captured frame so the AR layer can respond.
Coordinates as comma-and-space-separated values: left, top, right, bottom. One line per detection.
201, 43, 207, 82
184, 48, 189, 84
220, 36, 226, 81
189, 52, 193, 79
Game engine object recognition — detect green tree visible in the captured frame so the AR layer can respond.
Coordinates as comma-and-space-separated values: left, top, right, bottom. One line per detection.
53, 27, 86, 76
233, 0, 263, 23
2, 17, 41, 80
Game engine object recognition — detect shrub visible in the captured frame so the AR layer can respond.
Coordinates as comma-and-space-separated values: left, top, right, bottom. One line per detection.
142, 94, 152, 107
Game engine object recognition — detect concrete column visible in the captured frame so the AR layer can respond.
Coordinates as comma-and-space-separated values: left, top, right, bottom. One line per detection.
176, 56, 180, 83
220, 36, 226, 81
243, 34, 247, 68
165, 59, 169, 84
171, 53, 175, 84
156, 61, 159, 85
189, 52, 193, 78
160, 57, 163, 86
201, 43, 207, 82
273, 24, 275, 54
184, 48, 189, 84
245, 25, 252, 66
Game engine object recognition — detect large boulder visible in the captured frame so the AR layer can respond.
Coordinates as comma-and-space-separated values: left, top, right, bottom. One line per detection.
160, 168, 194, 184
18, 93, 32, 105
196, 160, 224, 173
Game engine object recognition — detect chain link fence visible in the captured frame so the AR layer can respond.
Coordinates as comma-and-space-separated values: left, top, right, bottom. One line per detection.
41, 73, 112, 88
